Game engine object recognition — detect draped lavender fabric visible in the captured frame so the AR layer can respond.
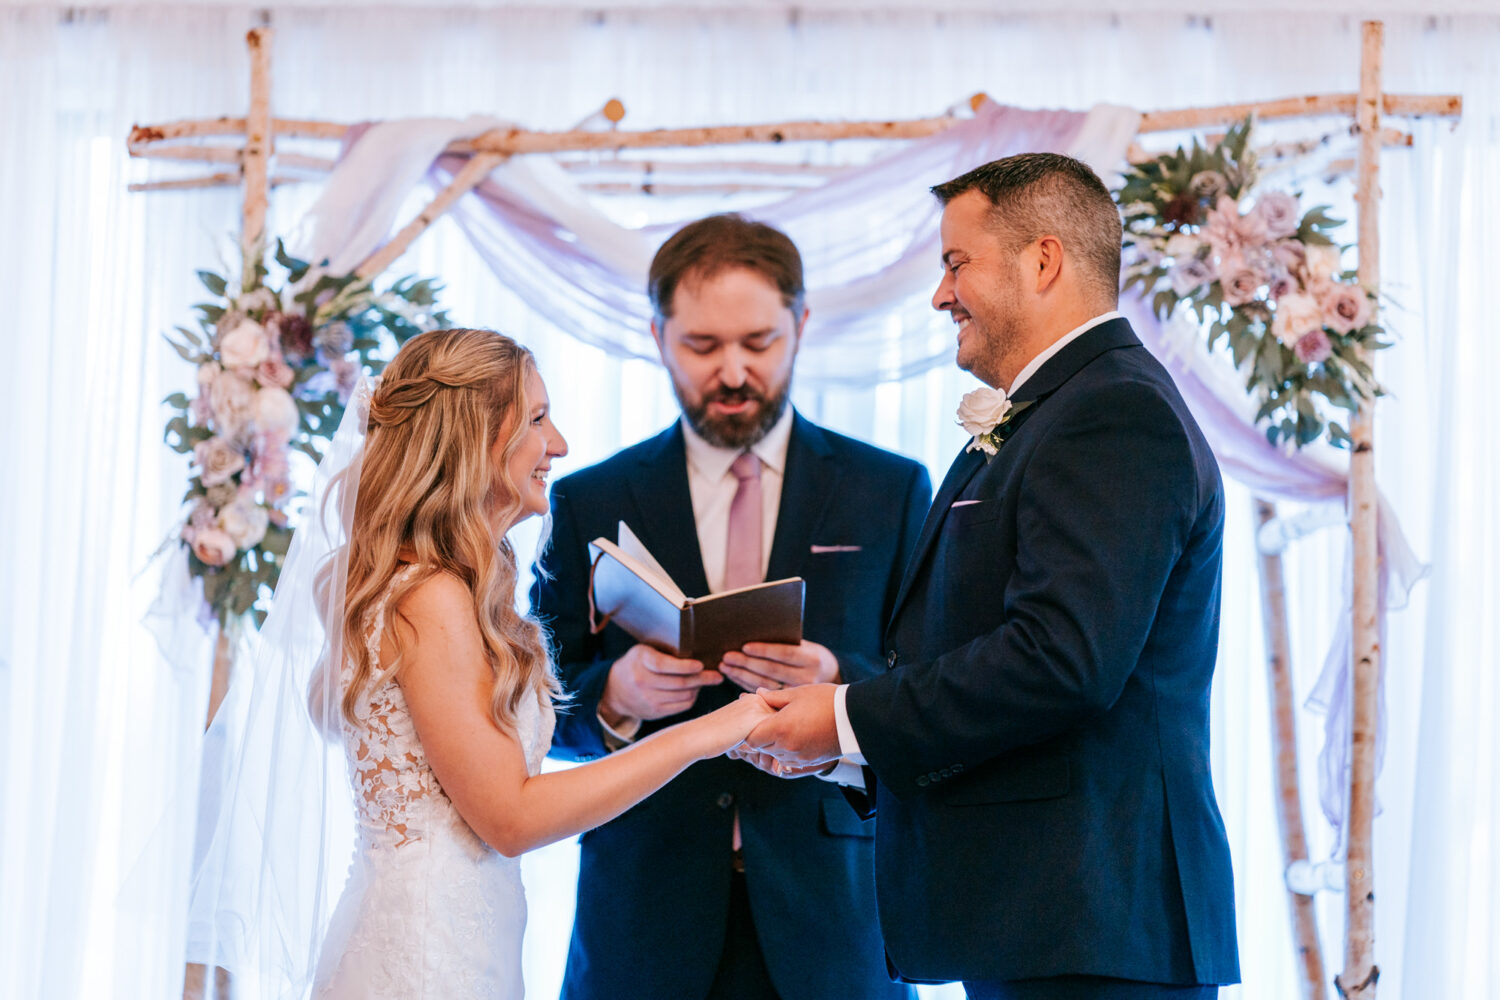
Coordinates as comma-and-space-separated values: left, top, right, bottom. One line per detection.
1119, 295, 1426, 850
294, 101, 1142, 385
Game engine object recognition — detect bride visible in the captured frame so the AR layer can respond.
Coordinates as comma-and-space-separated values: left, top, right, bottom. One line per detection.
191, 326, 772, 1000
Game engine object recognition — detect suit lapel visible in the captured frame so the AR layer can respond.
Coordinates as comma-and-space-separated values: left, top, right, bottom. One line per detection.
886, 445, 985, 628
885, 318, 1141, 632
766, 412, 836, 582
623, 424, 712, 598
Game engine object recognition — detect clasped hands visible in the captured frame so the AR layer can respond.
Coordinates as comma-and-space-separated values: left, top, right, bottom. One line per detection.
600, 639, 845, 777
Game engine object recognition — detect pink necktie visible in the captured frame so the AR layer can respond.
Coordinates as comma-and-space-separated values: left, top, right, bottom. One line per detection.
724, 452, 763, 591
724, 452, 761, 856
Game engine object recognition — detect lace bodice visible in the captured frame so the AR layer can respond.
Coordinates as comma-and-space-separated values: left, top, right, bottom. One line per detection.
337, 564, 555, 850
314, 565, 554, 999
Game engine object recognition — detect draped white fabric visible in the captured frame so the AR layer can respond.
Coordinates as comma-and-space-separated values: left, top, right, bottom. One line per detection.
3, 7, 1497, 1000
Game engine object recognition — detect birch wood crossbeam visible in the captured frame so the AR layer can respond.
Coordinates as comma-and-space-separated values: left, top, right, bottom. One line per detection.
127, 92, 1460, 161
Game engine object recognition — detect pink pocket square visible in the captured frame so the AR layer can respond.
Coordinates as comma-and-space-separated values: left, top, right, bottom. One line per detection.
950, 500, 983, 508
810, 544, 863, 553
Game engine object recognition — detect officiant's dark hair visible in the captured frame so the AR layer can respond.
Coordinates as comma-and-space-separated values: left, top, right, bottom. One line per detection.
932, 153, 1122, 305
648, 214, 806, 328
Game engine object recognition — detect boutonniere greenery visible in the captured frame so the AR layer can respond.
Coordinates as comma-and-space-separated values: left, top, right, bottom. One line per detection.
957, 387, 1033, 461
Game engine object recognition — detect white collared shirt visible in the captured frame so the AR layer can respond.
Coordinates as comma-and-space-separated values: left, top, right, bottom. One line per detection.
830, 310, 1124, 771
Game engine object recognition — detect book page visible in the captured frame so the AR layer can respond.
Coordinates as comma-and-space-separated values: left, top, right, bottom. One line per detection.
604, 522, 688, 606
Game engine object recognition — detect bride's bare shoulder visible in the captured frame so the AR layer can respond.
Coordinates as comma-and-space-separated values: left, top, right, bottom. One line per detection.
394, 568, 475, 626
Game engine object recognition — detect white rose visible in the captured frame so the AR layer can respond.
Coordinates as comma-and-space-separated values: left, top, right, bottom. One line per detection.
956, 386, 1012, 437
209, 371, 257, 440
218, 319, 270, 369
1305, 244, 1343, 281
191, 528, 238, 567
218, 496, 270, 550
1271, 292, 1324, 345
255, 386, 301, 438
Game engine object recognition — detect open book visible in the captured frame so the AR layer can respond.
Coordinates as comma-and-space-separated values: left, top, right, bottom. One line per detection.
588, 522, 804, 666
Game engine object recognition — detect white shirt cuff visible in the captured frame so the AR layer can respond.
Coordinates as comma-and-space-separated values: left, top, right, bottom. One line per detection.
833, 684, 867, 765
817, 759, 867, 789
598, 711, 642, 751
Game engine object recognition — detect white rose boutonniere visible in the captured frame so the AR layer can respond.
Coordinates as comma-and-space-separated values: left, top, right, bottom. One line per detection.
956, 387, 1032, 460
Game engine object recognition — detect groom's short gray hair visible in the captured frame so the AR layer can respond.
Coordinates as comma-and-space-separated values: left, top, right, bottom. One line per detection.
932, 153, 1122, 305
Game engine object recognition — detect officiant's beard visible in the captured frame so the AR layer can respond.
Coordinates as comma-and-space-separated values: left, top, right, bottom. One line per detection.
676, 381, 791, 449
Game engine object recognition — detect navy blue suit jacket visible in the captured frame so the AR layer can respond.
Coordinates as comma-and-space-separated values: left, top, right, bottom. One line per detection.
532, 411, 931, 1000
845, 318, 1240, 987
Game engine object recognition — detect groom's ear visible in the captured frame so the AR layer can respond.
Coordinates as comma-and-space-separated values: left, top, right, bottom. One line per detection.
1032, 233, 1068, 295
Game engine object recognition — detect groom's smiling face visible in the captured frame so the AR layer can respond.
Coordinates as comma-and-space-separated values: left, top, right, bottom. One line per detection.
933, 189, 1033, 390
654, 266, 805, 449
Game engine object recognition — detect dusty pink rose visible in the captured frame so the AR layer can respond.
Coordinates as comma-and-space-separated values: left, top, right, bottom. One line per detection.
191, 528, 238, 566
1170, 256, 1217, 296
257, 356, 296, 390
1293, 328, 1334, 364
1267, 268, 1297, 300
209, 371, 256, 439
1272, 239, 1308, 275
1253, 191, 1301, 240
1271, 292, 1324, 345
1221, 266, 1264, 307
1318, 283, 1373, 334
188, 500, 218, 531
218, 319, 270, 370
194, 436, 246, 487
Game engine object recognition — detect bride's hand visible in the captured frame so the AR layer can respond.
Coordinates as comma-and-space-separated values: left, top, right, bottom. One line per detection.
695, 693, 776, 759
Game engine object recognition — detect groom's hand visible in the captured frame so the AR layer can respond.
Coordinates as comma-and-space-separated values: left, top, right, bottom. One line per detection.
743, 683, 842, 767
720, 640, 839, 693
727, 744, 836, 779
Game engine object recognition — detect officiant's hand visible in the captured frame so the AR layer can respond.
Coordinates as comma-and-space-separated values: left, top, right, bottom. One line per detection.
600, 644, 723, 728
719, 640, 839, 693
742, 683, 842, 768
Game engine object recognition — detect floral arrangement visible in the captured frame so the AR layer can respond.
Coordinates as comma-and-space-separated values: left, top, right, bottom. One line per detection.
1118, 119, 1386, 449
163, 242, 448, 628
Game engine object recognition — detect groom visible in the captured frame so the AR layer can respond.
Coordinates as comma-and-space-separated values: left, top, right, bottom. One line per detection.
742, 154, 1241, 998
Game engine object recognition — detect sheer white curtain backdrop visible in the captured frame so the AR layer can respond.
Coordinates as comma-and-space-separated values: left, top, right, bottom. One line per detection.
1, 7, 1494, 1000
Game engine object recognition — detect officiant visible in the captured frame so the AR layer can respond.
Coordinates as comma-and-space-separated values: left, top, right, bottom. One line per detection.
532, 213, 931, 1000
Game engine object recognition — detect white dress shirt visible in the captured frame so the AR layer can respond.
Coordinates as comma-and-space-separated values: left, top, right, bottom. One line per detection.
831, 311, 1125, 769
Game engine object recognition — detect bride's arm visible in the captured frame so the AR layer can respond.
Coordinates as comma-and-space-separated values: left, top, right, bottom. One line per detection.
391, 572, 770, 858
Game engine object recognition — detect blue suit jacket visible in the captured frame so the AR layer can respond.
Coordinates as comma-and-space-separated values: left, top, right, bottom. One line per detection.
532, 411, 931, 1000
845, 318, 1240, 987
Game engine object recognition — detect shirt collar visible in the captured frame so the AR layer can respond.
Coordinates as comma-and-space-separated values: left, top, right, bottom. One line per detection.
1007, 310, 1123, 398
681, 403, 795, 482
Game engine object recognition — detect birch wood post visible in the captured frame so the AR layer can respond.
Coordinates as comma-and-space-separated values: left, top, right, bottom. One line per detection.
1254, 500, 1329, 1000
1337, 19, 1384, 1000
241, 26, 272, 288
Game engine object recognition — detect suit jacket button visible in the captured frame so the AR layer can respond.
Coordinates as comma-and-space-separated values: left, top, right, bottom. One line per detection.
952, 763, 964, 774
939, 768, 951, 780
915, 774, 929, 788
716, 793, 734, 809
886, 650, 898, 669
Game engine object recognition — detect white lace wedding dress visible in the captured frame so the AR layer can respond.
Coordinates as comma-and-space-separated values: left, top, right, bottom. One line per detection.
312, 566, 556, 999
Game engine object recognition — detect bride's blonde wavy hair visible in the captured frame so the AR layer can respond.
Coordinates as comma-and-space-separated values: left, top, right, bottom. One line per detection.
339, 327, 563, 734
